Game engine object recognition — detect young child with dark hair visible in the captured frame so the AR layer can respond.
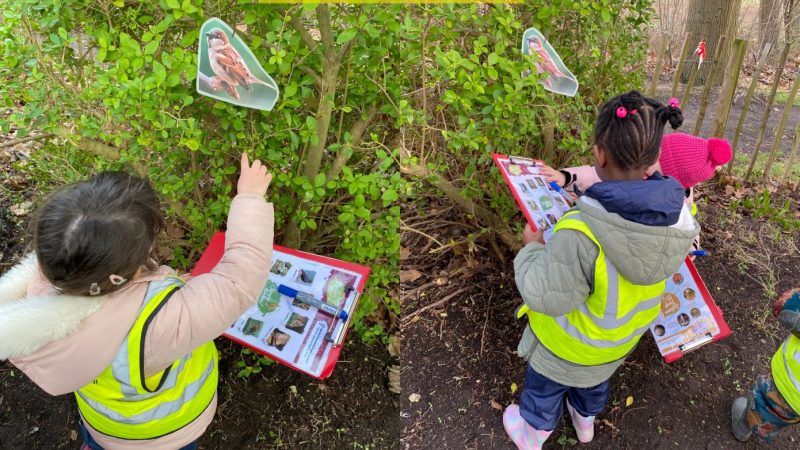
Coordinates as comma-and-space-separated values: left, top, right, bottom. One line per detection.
0, 154, 273, 450
731, 288, 800, 443
504, 90, 700, 449
539, 111, 732, 255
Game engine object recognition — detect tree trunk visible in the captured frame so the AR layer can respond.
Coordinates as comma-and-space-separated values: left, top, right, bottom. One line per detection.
760, 0, 782, 54
785, 0, 800, 43
681, 0, 742, 86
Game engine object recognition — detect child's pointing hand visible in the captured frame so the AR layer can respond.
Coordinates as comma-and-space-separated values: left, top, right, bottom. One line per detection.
238, 153, 273, 197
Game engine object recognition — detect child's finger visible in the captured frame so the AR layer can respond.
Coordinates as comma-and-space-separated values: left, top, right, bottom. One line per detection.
241, 152, 249, 170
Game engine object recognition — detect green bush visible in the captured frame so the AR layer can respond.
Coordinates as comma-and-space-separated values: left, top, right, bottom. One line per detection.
401, 2, 654, 244
0, 1, 407, 343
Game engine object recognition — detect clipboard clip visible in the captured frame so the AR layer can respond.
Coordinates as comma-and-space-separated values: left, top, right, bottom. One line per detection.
509, 156, 538, 166
678, 333, 713, 353
325, 287, 360, 347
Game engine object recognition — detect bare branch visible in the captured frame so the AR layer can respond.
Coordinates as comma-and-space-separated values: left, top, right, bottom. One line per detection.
326, 106, 378, 182
289, 12, 320, 54
316, 4, 335, 60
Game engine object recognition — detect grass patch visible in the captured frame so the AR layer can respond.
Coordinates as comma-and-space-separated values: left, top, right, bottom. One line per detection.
729, 151, 800, 184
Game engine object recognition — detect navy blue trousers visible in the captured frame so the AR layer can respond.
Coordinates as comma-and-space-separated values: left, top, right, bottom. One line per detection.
80, 421, 197, 450
519, 364, 611, 431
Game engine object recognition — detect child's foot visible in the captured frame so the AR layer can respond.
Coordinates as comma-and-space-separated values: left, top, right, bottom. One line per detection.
503, 404, 552, 450
566, 400, 595, 443
731, 397, 752, 442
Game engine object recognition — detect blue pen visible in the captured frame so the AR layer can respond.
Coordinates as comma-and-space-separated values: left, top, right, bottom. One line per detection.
548, 181, 574, 206
690, 250, 708, 257
277, 284, 349, 320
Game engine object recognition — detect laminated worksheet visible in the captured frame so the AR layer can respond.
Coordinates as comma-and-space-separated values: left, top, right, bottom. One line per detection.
492, 153, 573, 242
649, 257, 730, 363
192, 232, 371, 379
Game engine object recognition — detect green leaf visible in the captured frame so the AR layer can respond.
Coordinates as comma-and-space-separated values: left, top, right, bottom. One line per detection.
314, 173, 326, 187
165, 0, 180, 9
381, 189, 398, 205
336, 28, 358, 45
144, 40, 159, 55
487, 52, 498, 66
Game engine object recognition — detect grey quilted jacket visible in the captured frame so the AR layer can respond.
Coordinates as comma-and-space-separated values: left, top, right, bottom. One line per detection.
514, 193, 700, 388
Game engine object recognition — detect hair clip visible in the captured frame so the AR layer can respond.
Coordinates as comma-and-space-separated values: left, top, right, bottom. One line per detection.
616, 106, 628, 118
89, 283, 101, 296
630, 109, 638, 115
668, 97, 680, 108
109, 274, 127, 286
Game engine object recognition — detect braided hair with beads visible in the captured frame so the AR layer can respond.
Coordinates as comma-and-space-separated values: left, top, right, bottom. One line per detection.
593, 90, 683, 171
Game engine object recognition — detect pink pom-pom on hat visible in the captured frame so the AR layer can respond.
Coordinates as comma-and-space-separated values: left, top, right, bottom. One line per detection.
659, 133, 732, 189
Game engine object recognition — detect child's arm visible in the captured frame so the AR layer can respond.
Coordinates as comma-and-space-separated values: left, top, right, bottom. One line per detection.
540, 164, 600, 193
774, 288, 800, 334
514, 228, 599, 316
0, 253, 39, 305
142, 154, 274, 376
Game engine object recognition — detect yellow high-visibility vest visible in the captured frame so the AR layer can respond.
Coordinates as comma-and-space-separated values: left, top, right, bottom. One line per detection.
771, 334, 800, 414
75, 276, 218, 439
518, 211, 666, 365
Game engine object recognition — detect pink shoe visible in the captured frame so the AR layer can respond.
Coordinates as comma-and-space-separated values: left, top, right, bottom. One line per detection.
81, 445, 91, 450
503, 404, 553, 450
566, 400, 595, 443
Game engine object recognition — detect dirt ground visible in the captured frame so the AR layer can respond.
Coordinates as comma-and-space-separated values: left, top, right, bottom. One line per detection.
0, 162, 400, 450
400, 181, 800, 449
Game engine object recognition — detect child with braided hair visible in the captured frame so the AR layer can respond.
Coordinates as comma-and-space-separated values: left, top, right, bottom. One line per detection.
538, 97, 732, 256
504, 90, 699, 449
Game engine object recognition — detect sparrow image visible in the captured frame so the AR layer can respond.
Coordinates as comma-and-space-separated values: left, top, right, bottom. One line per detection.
527, 36, 564, 87
205, 28, 272, 100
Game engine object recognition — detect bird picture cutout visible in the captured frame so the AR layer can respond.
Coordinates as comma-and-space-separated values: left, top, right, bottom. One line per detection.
520, 27, 578, 97
196, 17, 279, 111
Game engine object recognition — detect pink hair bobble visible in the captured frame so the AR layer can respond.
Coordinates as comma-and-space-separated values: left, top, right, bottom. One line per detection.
616, 106, 627, 118
668, 97, 680, 108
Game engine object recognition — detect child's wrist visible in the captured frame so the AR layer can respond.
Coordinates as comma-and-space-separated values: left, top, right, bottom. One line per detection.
559, 170, 574, 187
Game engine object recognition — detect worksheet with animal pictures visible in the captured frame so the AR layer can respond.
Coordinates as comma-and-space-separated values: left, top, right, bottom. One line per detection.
649, 258, 730, 363
492, 153, 573, 242
192, 232, 371, 379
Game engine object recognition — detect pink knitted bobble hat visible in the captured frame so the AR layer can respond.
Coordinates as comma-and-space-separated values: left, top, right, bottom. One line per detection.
659, 132, 732, 189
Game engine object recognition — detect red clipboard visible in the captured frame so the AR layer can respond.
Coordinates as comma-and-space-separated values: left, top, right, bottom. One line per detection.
492, 152, 572, 239
192, 232, 371, 379
654, 257, 731, 363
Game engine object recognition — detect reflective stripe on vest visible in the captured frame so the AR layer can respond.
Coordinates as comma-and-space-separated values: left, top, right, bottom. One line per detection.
76, 276, 218, 439
517, 211, 666, 365
771, 335, 800, 414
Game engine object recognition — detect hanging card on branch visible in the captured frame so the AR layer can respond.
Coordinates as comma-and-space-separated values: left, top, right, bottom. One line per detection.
196, 17, 279, 110
521, 27, 578, 97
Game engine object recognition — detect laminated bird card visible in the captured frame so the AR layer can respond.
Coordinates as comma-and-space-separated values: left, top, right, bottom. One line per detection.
192, 232, 371, 379
492, 153, 573, 242
521, 27, 578, 97
196, 17, 279, 110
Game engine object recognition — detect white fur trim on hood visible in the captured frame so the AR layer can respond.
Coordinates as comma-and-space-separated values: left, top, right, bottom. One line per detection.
0, 254, 106, 360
